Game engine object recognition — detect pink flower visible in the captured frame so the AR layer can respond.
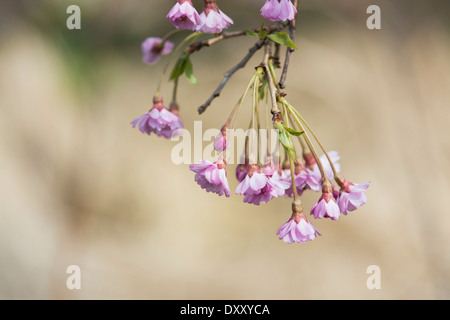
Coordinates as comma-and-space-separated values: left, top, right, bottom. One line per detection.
214, 126, 228, 152
277, 213, 321, 243
301, 170, 322, 192
261, 160, 276, 176
189, 159, 230, 197
269, 171, 291, 191
166, 0, 201, 31
213, 133, 226, 152
235, 164, 248, 182
337, 179, 370, 215
260, 0, 297, 22
310, 181, 341, 220
130, 98, 183, 138
235, 165, 286, 205
279, 159, 324, 196
197, 1, 233, 34
141, 37, 174, 65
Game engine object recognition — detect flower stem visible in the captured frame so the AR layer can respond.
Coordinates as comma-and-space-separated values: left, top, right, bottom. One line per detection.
231, 69, 263, 131
281, 98, 327, 183
286, 102, 339, 178
171, 76, 179, 104
155, 32, 201, 98
161, 29, 182, 43
253, 72, 262, 165
290, 155, 299, 202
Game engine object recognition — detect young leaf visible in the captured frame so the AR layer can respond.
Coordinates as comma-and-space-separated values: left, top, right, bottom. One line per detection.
283, 125, 304, 136
246, 30, 258, 37
279, 131, 296, 161
170, 52, 189, 80
184, 57, 198, 85
275, 122, 296, 161
267, 32, 298, 49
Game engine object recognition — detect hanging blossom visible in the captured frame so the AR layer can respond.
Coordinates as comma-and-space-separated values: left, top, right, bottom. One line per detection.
260, 0, 297, 22
141, 37, 174, 65
130, 97, 183, 138
235, 164, 287, 205
270, 170, 291, 192
197, 0, 233, 34
281, 160, 308, 197
310, 180, 341, 220
213, 126, 228, 152
336, 177, 370, 215
277, 210, 321, 244
281, 167, 322, 196
261, 159, 277, 177
189, 158, 231, 197
166, 0, 202, 31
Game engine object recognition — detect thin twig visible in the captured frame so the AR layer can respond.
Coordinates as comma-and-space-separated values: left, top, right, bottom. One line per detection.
187, 23, 289, 54
187, 31, 247, 54
197, 39, 265, 114
272, 43, 281, 68
196, 22, 290, 115
264, 60, 281, 116
278, 0, 298, 89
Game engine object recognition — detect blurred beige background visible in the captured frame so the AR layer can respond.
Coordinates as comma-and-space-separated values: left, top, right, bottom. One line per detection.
0, 0, 449, 299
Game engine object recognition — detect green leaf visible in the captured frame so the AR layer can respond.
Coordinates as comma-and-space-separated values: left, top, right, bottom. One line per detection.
275, 122, 296, 161
184, 57, 198, 85
170, 52, 189, 80
246, 30, 258, 37
267, 32, 298, 49
279, 131, 296, 161
283, 125, 304, 136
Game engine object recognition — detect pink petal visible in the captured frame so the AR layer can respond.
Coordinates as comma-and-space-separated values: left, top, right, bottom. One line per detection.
249, 173, 268, 192
235, 175, 251, 195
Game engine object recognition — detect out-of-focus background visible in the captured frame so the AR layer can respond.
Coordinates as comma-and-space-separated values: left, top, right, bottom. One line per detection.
1, 0, 449, 300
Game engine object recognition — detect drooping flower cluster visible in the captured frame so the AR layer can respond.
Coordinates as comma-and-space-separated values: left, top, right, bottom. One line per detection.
235, 164, 288, 205
131, 0, 369, 244
187, 67, 370, 244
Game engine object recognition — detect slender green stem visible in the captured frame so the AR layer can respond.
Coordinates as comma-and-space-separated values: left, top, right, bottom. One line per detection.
264, 80, 272, 159
286, 101, 339, 178
268, 60, 279, 91
161, 29, 182, 43
254, 74, 261, 132
282, 100, 327, 183
249, 73, 259, 165
290, 156, 299, 202
231, 69, 262, 131
287, 111, 307, 153
171, 77, 179, 103
264, 63, 280, 115
155, 32, 202, 98
253, 74, 261, 165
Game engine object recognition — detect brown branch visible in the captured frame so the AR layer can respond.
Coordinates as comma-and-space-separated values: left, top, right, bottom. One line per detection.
278, 0, 298, 89
197, 39, 266, 114
187, 23, 289, 55
187, 31, 247, 54
196, 22, 290, 115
